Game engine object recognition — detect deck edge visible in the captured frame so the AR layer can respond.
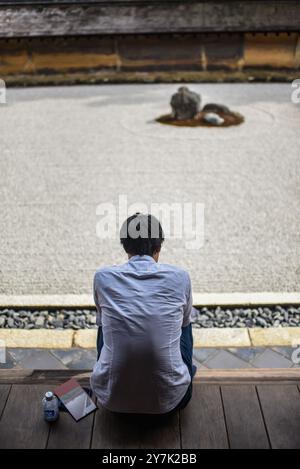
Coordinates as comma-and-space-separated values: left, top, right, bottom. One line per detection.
0, 368, 299, 385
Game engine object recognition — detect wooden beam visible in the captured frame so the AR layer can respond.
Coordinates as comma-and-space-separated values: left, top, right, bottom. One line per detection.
0, 368, 299, 384
0, 1, 299, 38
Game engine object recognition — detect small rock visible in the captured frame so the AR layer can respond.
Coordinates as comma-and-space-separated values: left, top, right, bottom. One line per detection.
35, 316, 45, 328
289, 319, 299, 326
18, 311, 30, 318
203, 112, 224, 126
225, 310, 233, 319
25, 324, 35, 330
53, 319, 64, 328
40, 311, 49, 317
284, 312, 289, 322
202, 103, 231, 114
263, 308, 272, 317
199, 314, 209, 322
88, 315, 96, 325
0, 317, 6, 327
232, 309, 240, 317
256, 317, 267, 327
7, 318, 14, 328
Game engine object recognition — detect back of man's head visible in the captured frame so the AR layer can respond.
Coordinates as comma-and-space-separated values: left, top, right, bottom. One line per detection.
120, 213, 164, 257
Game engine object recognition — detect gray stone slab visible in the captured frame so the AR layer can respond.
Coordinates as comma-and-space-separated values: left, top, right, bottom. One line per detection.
227, 347, 265, 364
0, 350, 17, 369
0, 84, 299, 295
192, 358, 208, 369
252, 349, 293, 368
203, 350, 251, 369
8, 348, 67, 369
193, 348, 219, 363
271, 346, 297, 360
51, 348, 97, 370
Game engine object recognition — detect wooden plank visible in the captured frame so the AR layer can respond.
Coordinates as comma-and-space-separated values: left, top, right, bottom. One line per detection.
0, 385, 11, 419
0, 1, 299, 38
92, 402, 180, 449
221, 385, 269, 449
257, 384, 300, 449
180, 384, 228, 449
1, 368, 300, 385
139, 412, 180, 449
0, 384, 50, 449
0, 369, 91, 385
47, 411, 95, 449
92, 404, 141, 449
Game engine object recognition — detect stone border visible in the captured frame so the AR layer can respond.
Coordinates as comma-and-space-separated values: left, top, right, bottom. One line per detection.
0, 292, 300, 308
1, 293, 299, 348
0, 327, 299, 349
0, 329, 74, 349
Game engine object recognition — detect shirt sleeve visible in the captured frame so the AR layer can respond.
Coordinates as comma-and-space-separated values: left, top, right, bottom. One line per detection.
93, 273, 102, 326
182, 272, 193, 327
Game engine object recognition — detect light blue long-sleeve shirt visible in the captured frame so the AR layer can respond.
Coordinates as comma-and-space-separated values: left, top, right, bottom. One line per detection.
90, 255, 192, 414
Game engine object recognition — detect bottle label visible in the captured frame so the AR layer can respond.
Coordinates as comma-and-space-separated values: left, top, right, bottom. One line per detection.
45, 410, 55, 418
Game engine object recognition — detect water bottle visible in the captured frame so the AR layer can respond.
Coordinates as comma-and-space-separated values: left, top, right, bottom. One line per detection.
42, 391, 59, 422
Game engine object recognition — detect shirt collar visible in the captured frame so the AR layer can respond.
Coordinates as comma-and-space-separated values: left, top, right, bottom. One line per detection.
128, 255, 156, 263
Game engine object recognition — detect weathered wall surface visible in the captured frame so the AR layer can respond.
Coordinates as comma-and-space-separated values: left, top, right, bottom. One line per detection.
0, 33, 299, 85
0, 1, 299, 84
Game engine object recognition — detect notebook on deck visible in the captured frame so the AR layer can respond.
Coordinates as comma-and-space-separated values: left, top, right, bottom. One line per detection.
54, 378, 97, 421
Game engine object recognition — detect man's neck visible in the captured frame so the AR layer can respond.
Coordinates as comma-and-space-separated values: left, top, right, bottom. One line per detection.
128, 253, 159, 263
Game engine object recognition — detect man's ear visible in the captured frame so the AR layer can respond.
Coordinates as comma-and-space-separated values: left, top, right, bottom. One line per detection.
153, 247, 161, 262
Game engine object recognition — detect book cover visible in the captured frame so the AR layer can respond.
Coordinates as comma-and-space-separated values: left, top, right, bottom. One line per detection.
54, 378, 97, 421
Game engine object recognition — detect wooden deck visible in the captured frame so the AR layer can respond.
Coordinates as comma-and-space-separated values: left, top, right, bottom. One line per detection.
0, 369, 300, 449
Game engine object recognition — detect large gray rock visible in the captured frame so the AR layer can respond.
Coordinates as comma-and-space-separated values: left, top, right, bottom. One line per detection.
170, 86, 201, 120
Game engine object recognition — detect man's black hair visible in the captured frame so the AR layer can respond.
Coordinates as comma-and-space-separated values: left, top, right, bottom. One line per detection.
120, 213, 164, 256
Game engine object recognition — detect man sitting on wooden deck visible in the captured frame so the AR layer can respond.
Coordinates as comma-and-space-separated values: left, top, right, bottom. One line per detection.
91, 213, 196, 414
